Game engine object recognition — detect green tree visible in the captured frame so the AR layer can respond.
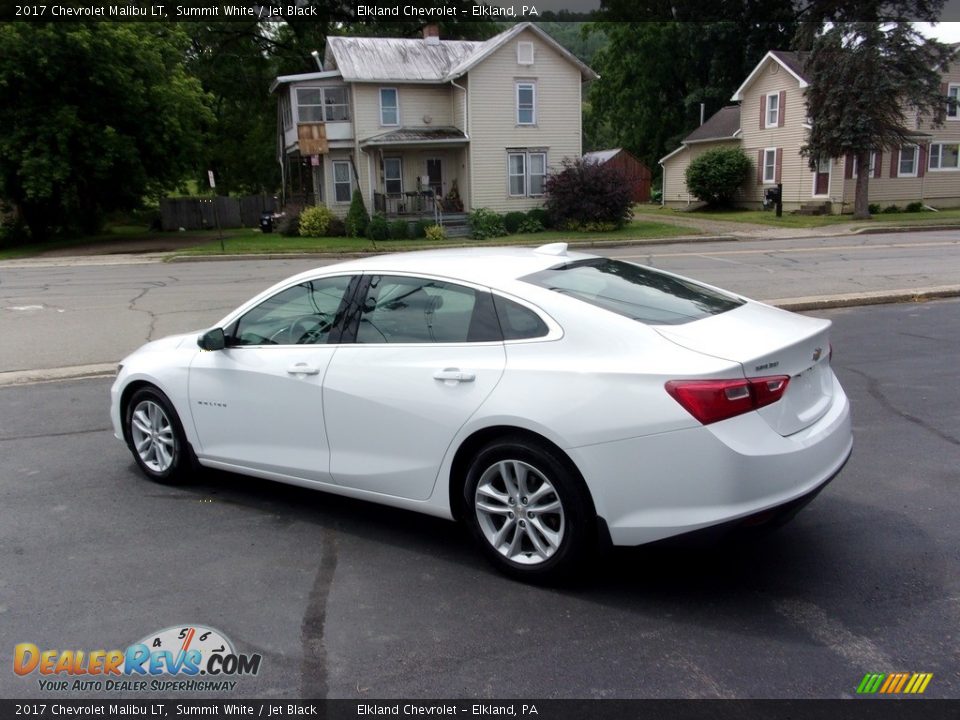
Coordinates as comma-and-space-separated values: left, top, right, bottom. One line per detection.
586, 18, 796, 173
799, 22, 954, 218
0, 23, 211, 240
183, 22, 284, 196
684, 147, 752, 206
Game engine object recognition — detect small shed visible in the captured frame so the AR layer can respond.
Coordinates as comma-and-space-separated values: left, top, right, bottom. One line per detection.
583, 148, 652, 203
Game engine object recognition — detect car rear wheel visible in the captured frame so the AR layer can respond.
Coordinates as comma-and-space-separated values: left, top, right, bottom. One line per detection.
125, 387, 193, 484
464, 437, 595, 582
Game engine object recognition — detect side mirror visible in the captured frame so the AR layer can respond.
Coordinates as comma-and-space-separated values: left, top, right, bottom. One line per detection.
198, 328, 226, 351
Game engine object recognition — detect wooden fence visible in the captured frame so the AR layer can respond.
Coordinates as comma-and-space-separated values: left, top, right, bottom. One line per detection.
160, 195, 275, 231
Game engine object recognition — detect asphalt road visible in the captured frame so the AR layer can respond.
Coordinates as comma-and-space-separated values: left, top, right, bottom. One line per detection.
1, 229, 959, 374
1, 299, 958, 699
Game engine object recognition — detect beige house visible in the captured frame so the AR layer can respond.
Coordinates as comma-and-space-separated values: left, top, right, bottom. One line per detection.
661, 48, 960, 213
271, 23, 597, 229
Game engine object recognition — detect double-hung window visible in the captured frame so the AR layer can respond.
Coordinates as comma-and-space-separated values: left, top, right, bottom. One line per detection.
380, 88, 399, 126
296, 87, 350, 123
333, 161, 352, 203
765, 92, 780, 128
763, 148, 778, 183
516, 82, 536, 125
948, 84, 959, 119
383, 158, 403, 195
898, 146, 919, 177
929, 142, 960, 171
508, 150, 547, 197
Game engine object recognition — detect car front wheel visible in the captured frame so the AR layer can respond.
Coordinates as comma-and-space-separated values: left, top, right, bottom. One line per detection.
464, 437, 595, 582
125, 387, 193, 484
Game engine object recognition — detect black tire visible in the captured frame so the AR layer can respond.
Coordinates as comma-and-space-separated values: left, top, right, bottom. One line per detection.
463, 435, 596, 582
124, 386, 194, 485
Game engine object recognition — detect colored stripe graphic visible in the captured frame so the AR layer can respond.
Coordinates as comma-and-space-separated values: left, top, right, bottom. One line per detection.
857, 672, 932, 694
857, 673, 885, 694
879, 673, 909, 693
903, 673, 933, 694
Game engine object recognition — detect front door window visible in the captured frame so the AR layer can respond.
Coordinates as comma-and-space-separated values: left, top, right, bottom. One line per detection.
426, 158, 443, 197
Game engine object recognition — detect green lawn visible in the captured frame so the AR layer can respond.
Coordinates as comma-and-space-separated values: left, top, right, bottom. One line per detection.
643, 206, 960, 229
170, 220, 695, 257
0, 226, 248, 260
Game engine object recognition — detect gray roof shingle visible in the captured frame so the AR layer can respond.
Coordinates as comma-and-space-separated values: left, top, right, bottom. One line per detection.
683, 106, 741, 143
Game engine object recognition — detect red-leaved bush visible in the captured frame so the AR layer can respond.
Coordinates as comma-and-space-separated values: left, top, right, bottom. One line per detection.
544, 158, 633, 229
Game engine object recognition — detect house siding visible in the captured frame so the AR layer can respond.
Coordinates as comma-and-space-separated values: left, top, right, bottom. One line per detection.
738, 58, 826, 210
840, 60, 960, 209
467, 28, 582, 213
661, 140, 740, 206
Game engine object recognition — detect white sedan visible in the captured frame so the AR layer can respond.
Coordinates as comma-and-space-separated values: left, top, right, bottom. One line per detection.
111, 244, 852, 581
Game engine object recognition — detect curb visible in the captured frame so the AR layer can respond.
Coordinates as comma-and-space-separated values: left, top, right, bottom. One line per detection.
771, 285, 960, 311
6, 287, 958, 387
163, 235, 733, 263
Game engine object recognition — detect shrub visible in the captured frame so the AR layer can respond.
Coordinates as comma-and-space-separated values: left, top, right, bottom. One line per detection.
277, 212, 301, 237
683, 147, 752, 207
365, 213, 389, 241
503, 211, 527, 234
0, 219, 30, 246
412, 219, 430, 238
468, 208, 507, 240
905, 201, 924, 213
882, 204, 900, 214
868, 203, 881, 215
526, 207, 551, 228
345, 193, 370, 237
545, 157, 633, 228
298, 205, 335, 237
425, 224, 447, 242
389, 219, 410, 240
518, 218, 544, 234
325, 217, 346, 237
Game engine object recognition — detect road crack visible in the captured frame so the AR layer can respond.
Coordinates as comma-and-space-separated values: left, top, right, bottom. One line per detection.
846, 366, 960, 447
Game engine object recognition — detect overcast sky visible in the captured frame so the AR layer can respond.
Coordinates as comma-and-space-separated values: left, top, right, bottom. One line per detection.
917, 22, 960, 42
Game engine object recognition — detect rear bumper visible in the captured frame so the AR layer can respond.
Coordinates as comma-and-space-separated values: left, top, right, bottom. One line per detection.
570, 374, 853, 546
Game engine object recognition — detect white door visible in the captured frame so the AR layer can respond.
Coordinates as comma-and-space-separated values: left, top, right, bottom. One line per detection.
188, 275, 357, 482
323, 274, 506, 500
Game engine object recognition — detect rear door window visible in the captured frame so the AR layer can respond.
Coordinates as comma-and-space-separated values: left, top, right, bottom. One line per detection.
522, 258, 743, 325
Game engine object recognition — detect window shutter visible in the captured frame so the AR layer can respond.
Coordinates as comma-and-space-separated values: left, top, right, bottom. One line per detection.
775, 148, 783, 183
757, 149, 764, 184
890, 148, 899, 178
845, 153, 854, 179
918, 145, 927, 177
874, 151, 882, 179
942, 82, 949, 97
759, 95, 766, 129
778, 90, 786, 127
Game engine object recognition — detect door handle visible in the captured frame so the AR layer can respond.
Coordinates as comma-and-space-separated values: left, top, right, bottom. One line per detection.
433, 368, 476, 383
287, 363, 320, 375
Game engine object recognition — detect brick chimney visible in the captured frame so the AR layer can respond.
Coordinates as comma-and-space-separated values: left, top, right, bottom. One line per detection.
423, 24, 440, 46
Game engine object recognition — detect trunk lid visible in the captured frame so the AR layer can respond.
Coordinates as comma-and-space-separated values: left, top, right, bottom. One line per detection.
655, 302, 834, 436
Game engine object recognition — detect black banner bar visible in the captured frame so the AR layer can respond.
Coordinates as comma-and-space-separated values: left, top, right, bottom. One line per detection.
2, 700, 960, 720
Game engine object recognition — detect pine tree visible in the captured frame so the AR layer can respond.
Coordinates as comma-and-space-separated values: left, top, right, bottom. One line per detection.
800, 22, 954, 218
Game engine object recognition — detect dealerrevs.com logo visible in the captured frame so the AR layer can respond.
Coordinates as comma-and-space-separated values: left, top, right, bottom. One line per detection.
14, 624, 262, 693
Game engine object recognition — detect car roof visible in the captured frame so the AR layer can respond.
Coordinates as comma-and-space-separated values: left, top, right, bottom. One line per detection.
290, 245, 598, 290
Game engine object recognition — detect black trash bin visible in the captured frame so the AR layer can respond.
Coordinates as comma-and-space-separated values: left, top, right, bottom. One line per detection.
259, 211, 273, 233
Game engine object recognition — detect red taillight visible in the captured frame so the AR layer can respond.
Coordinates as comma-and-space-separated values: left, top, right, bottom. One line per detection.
665, 375, 790, 425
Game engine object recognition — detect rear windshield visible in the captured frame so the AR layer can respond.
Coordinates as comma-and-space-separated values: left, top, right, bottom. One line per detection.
522, 258, 744, 325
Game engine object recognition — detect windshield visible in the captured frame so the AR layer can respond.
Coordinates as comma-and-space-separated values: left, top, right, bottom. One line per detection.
522, 258, 744, 325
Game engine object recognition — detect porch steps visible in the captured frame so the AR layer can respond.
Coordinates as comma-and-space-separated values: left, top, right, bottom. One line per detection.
795, 201, 832, 216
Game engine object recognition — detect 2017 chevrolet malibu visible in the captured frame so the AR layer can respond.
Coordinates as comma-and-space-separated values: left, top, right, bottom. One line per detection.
111, 244, 852, 580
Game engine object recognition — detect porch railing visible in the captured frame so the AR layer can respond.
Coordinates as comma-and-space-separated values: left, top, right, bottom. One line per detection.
374, 191, 442, 226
